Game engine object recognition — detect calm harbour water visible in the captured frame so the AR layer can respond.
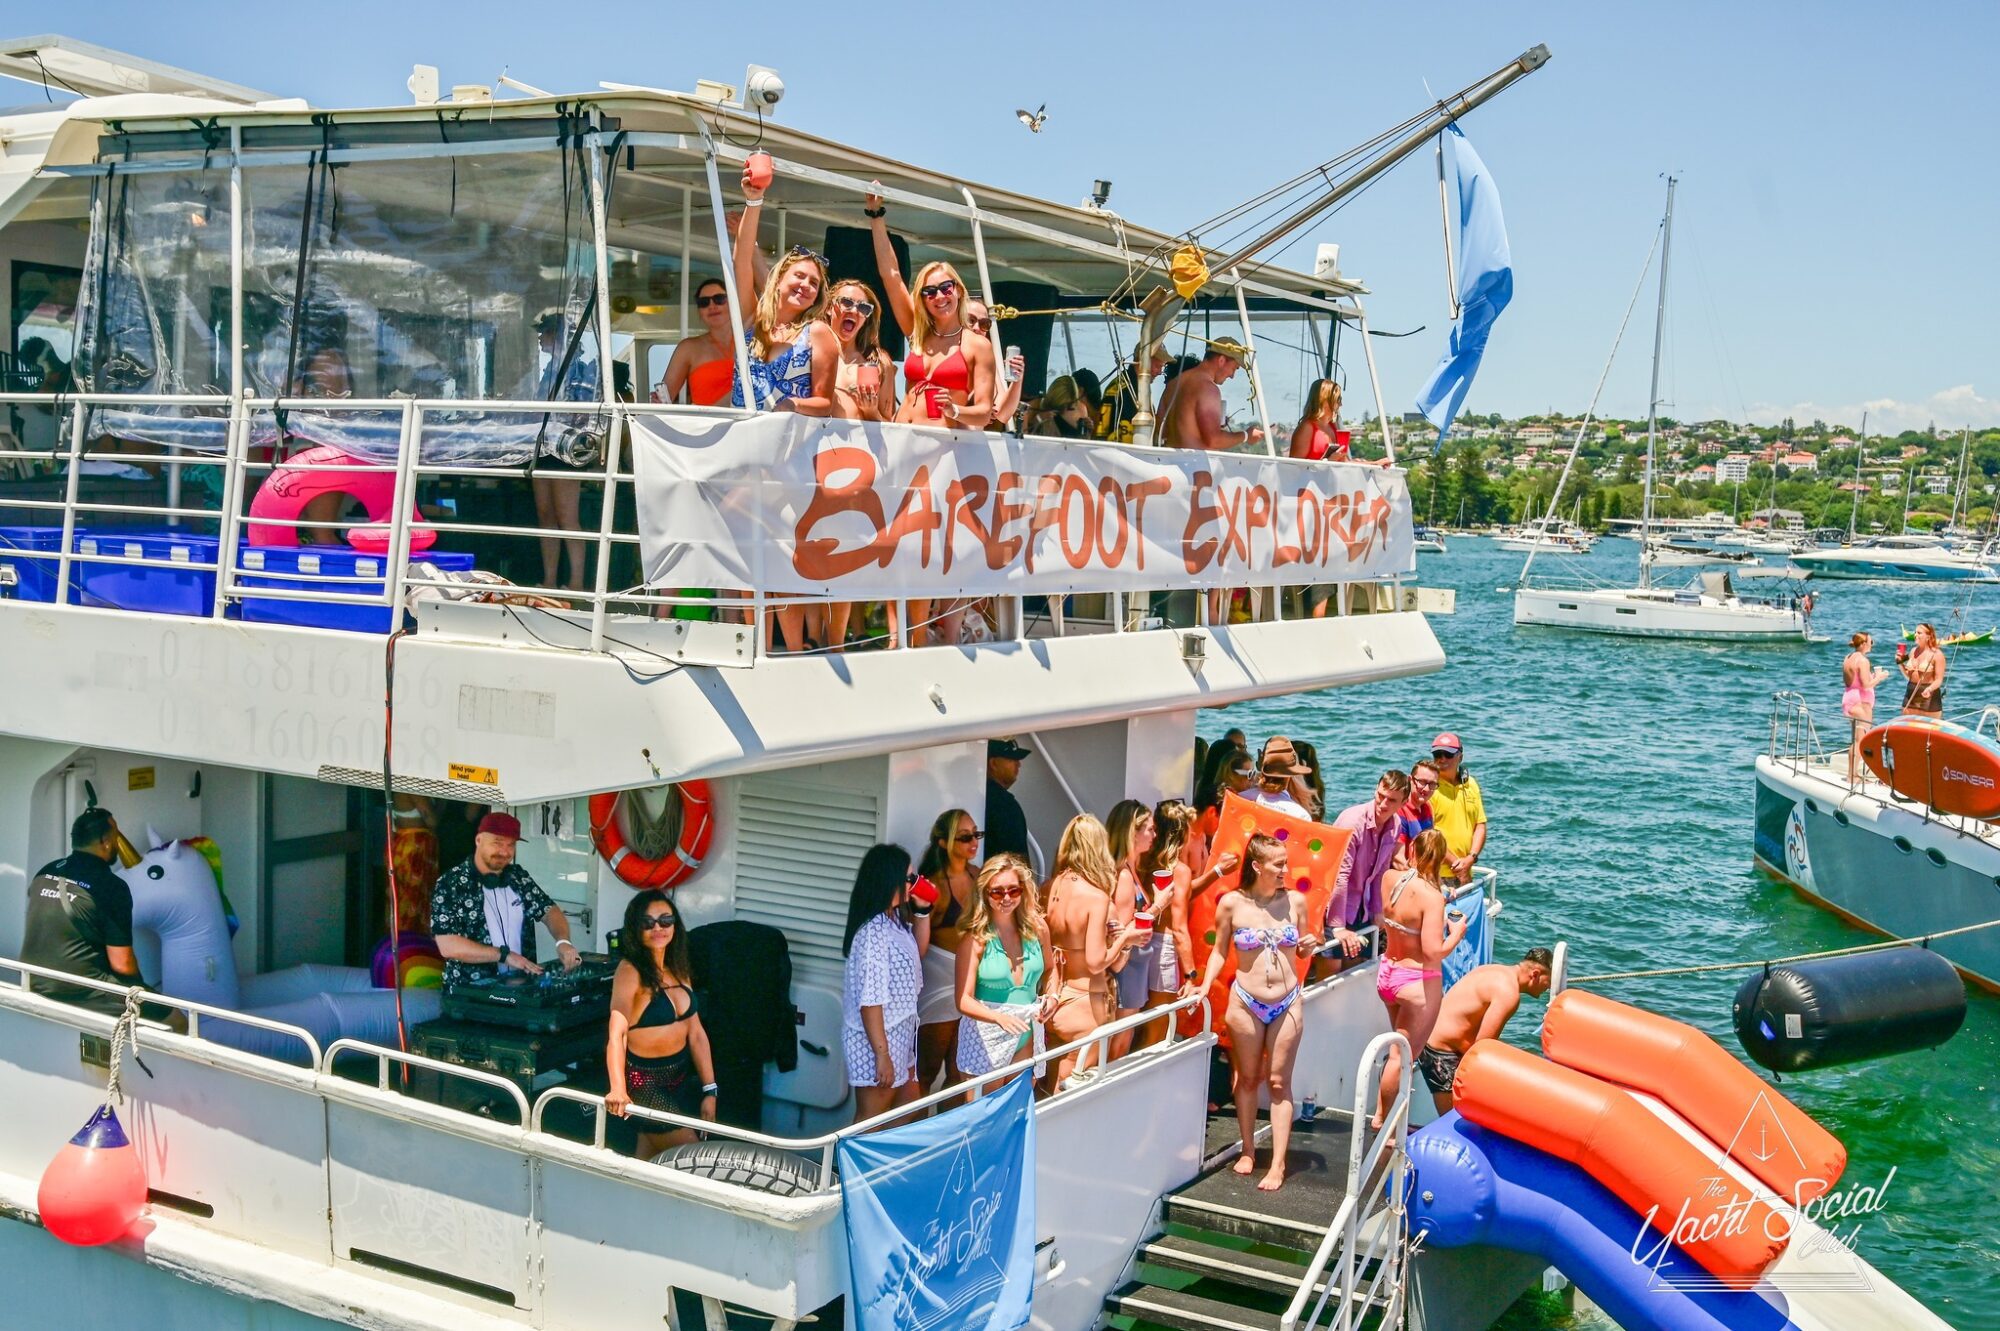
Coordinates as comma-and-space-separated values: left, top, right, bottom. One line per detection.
1229, 536, 2000, 1330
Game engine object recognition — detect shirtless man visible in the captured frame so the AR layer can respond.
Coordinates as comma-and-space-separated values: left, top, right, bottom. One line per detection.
1415, 947, 1553, 1113
1159, 339, 1264, 621
1157, 339, 1263, 452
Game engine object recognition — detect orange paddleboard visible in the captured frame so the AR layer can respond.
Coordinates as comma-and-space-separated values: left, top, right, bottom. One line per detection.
1859, 717, 2000, 818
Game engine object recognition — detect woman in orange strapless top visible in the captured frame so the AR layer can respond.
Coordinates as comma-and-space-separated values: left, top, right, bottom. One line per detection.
659, 277, 740, 407
863, 188, 998, 647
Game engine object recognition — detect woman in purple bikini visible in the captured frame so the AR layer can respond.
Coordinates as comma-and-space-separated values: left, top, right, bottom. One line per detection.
1192, 833, 1319, 1192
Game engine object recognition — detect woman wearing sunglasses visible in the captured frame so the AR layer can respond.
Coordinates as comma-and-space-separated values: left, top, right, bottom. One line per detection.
658, 277, 741, 408
912, 809, 982, 1093
954, 854, 1053, 1085
731, 168, 837, 417
842, 843, 932, 1123
606, 890, 718, 1161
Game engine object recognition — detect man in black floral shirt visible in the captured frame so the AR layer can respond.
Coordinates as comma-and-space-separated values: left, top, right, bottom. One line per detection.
430, 812, 583, 990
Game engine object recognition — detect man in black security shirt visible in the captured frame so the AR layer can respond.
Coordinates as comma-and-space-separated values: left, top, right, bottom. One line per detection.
23, 808, 143, 1013
984, 737, 1033, 862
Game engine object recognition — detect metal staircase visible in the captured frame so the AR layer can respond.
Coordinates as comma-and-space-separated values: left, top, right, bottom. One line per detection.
1104, 1035, 1413, 1331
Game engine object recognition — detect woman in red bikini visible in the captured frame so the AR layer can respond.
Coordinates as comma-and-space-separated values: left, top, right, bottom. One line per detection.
1372, 829, 1466, 1130
865, 189, 997, 646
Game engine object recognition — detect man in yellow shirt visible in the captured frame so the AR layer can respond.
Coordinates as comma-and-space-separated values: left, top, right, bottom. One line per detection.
1428, 733, 1486, 884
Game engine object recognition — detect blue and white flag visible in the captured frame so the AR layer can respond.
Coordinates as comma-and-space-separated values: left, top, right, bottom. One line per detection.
839, 1070, 1036, 1331
1414, 125, 1514, 448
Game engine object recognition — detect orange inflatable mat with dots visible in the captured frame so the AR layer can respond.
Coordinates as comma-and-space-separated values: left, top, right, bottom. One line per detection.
1541, 988, 1846, 1204
1453, 1041, 1787, 1288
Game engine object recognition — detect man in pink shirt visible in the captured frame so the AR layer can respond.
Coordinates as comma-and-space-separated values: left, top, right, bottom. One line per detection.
1314, 770, 1412, 977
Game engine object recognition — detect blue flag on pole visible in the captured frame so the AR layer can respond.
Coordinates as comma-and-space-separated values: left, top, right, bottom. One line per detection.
839, 1070, 1036, 1331
1415, 124, 1513, 448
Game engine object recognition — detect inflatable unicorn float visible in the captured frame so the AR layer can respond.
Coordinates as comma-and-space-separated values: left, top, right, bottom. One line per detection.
118, 830, 442, 1063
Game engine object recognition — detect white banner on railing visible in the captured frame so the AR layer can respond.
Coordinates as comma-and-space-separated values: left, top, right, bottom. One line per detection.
630, 413, 1413, 597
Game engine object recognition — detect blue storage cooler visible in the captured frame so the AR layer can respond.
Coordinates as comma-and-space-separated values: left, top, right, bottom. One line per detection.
70, 528, 222, 616
235, 544, 477, 632
0, 526, 63, 603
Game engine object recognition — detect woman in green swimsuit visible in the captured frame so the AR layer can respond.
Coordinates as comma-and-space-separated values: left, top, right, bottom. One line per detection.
954, 853, 1055, 1085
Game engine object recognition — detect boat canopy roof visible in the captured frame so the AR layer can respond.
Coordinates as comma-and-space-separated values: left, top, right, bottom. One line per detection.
42, 87, 1366, 315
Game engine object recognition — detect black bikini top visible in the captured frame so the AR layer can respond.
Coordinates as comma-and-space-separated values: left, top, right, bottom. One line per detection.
636, 982, 697, 1029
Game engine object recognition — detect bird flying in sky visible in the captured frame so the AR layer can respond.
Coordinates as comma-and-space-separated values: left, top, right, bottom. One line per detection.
1015, 104, 1047, 133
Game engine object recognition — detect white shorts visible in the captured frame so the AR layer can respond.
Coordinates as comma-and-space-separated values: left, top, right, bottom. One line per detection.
917, 945, 961, 1025
844, 1016, 918, 1089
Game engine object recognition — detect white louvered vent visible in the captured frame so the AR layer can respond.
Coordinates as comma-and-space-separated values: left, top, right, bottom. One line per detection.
733, 771, 881, 968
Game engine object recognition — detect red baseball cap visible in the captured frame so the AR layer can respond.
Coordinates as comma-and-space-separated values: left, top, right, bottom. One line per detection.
1430, 733, 1463, 754
477, 812, 522, 841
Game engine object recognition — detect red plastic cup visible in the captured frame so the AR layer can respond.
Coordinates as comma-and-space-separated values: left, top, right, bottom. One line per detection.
856, 360, 882, 396
745, 151, 774, 192
924, 385, 944, 420
907, 874, 939, 909
1151, 869, 1175, 895
1335, 429, 1352, 449
1133, 911, 1155, 938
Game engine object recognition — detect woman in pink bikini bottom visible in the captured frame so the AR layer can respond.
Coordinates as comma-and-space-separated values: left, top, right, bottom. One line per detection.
1372, 830, 1467, 1130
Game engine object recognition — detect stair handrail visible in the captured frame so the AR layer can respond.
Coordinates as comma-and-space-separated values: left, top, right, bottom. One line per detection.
1279, 1030, 1414, 1331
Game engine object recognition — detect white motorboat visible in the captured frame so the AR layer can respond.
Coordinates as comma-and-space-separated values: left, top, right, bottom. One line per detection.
1791, 534, 2000, 582
1413, 526, 1449, 553
1514, 179, 1805, 641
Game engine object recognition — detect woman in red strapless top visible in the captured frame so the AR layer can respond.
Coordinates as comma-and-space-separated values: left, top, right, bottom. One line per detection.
1288, 378, 1343, 460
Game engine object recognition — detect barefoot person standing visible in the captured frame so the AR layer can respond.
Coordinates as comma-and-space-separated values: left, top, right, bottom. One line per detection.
1842, 632, 1891, 783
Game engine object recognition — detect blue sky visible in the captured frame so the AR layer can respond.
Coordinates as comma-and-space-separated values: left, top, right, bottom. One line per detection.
21, 1, 1999, 431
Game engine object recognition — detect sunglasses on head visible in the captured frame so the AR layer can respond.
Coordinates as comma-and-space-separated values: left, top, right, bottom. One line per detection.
919, 278, 958, 300
642, 913, 678, 930
695, 292, 730, 309
783, 245, 829, 270
833, 294, 876, 317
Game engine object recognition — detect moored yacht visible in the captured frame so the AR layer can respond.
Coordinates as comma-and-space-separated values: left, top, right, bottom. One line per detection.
1791, 533, 2000, 582
0, 34, 1575, 1331
1514, 179, 1807, 643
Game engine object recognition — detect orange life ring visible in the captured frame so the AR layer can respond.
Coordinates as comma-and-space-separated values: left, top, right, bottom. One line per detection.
589, 782, 714, 889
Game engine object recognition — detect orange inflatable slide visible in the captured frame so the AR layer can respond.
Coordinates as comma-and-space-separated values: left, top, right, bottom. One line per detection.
1540, 988, 1846, 1204
1453, 1041, 1787, 1288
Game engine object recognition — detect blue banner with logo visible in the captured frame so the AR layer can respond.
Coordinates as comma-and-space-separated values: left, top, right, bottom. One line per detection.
838, 1069, 1036, 1331
1415, 124, 1514, 448
1440, 884, 1490, 993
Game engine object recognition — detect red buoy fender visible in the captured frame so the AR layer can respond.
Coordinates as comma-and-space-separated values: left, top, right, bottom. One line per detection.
590, 783, 715, 889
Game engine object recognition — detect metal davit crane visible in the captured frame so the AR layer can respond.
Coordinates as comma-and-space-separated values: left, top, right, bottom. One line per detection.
1129, 43, 1551, 444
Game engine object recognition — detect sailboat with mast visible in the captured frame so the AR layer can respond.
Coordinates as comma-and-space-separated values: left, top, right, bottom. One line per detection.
1513, 178, 1810, 641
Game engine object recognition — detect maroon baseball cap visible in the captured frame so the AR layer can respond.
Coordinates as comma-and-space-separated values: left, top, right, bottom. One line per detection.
477, 812, 522, 841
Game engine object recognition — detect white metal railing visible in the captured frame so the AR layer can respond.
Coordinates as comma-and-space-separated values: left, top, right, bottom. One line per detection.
531, 988, 1213, 1190
1767, 690, 1825, 772
322, 1035, 532, 1125
1279, 1032, 1414, 1331
0, 387, 1417, 661
0, 956, 324, 1075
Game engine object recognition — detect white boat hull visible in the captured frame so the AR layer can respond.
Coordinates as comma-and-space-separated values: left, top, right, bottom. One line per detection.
1790, 549, 2000, 582
1513, 586, 1805, 640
